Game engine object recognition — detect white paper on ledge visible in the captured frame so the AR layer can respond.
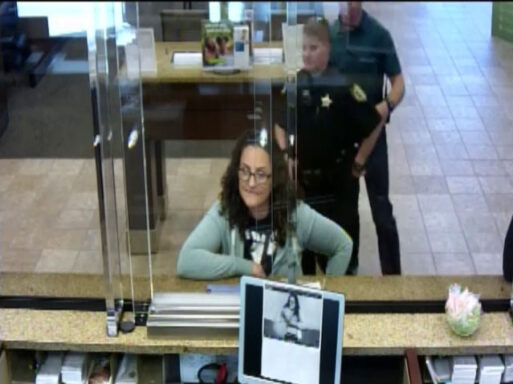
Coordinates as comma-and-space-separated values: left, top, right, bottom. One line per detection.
253, 47, 283, 64
173, 52, 203, 67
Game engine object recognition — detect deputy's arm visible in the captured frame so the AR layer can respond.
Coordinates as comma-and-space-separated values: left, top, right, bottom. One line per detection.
353, 74, 405, 175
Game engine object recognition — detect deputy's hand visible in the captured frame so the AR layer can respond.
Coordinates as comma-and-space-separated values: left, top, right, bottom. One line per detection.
352, 154, 367, 178
375, 100, 389, 123
252, 263, 266, 278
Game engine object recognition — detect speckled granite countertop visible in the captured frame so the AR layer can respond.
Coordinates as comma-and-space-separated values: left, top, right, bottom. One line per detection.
2, 308, 513, 356
1, 273, 510, 301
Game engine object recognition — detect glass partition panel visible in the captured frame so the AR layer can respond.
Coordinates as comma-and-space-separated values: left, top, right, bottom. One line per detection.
0, 2, 108, 297
139, 2, 294, 291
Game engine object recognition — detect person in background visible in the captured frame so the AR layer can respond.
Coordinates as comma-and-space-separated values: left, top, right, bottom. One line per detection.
274, 17, 384, 276
177, 128, 353, 280
329, 1, 405, 275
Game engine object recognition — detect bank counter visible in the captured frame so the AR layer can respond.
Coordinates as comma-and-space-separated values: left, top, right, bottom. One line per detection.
1, 274, 513, 383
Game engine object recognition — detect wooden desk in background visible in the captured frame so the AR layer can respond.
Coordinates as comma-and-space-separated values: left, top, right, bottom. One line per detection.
128, 42, 287, 253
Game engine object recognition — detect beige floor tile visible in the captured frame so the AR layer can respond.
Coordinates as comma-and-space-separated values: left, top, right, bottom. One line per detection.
401, 253, 436, 275
433, 253, 475, 275
39, 174, 77, 195
493, 212, 513, 239
54, 209, 95, 230
435, 144, 469, 160
503, 161, 513, 177
49, 159, 85, 177
65, 191, 99, 210
446, 176, 482, 194
29, 190, 70, 215
45, 229, 88, 250
465, 145, 498, 160
458, 211, 497, 235
479, 177, 513, 194
0, 174, 15, 192
423, 211, 461, 233
35, 249, 78, 273
418, 194, 455, 213
460, 131, 492, 147
428, 231, 468, 253
72, 174, 98, 192
399, 229, 431, 254
439, 159, 475, 176
0, 159, 21, 175
484, 193, 513, 215
71, 250, 103, 274
161, 210, 204, 232
471, 253, 502, 275
0, 249, 41, 273
431, 131, 463, 146
472, 160, 507, 176
150, 251, 177, 276
495, 145, 513, 160
177, 159, 212, 176
0, 191, 37, 211
8, 226, 51, 251
426, 119, 457, 132
412, 176, 449, 194
18, 159, 55, 176
455, 118, 485, 132
464, 230, 503, 253
452, 193, 489, 214
81, 229, 102, 251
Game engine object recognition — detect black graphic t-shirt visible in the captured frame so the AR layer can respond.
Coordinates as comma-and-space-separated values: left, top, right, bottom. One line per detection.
244, 214, 277, 276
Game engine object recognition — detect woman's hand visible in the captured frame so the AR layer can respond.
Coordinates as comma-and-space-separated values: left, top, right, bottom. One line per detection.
252, 263, 266, 278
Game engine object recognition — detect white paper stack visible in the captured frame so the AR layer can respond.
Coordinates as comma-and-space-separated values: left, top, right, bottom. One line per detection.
451, 356, 477, 384
36, 353, 64, 384
253, 48, 283, 65
61, 352, 89, 384
503, 355, 513, 383
114, 354, 137, 384
477, 355, 504, 384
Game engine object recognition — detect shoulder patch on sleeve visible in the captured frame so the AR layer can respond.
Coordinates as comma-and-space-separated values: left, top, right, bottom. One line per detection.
350, 84, 367, 102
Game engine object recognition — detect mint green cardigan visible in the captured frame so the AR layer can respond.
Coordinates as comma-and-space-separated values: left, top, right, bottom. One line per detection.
177, 201, 353, 280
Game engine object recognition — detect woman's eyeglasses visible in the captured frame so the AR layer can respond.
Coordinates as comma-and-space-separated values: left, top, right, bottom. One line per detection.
238, 168, 271, 184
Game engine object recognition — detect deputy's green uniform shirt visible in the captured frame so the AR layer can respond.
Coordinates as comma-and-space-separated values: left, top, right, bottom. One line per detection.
276, 67, 381, 174
330, 10, 402, 105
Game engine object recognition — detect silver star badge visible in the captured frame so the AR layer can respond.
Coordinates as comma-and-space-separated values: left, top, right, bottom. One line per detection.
321, 93, 332, 108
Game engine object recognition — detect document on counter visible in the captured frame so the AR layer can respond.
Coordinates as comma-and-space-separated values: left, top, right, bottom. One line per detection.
172, 52, 202, 67
253, 48, 283, 64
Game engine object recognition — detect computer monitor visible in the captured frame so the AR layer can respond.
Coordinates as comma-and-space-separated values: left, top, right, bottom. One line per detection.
238, 276, 345, 384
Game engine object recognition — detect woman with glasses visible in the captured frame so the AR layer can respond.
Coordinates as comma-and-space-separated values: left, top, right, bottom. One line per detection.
177, 128, 353, 280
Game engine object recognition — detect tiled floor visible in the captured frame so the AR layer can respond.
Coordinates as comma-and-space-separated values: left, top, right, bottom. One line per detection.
1, 2, 512, 278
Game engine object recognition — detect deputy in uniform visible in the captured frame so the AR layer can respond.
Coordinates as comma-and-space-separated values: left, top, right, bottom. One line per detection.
274, 17, 383, 275
329, 2, 405, 275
